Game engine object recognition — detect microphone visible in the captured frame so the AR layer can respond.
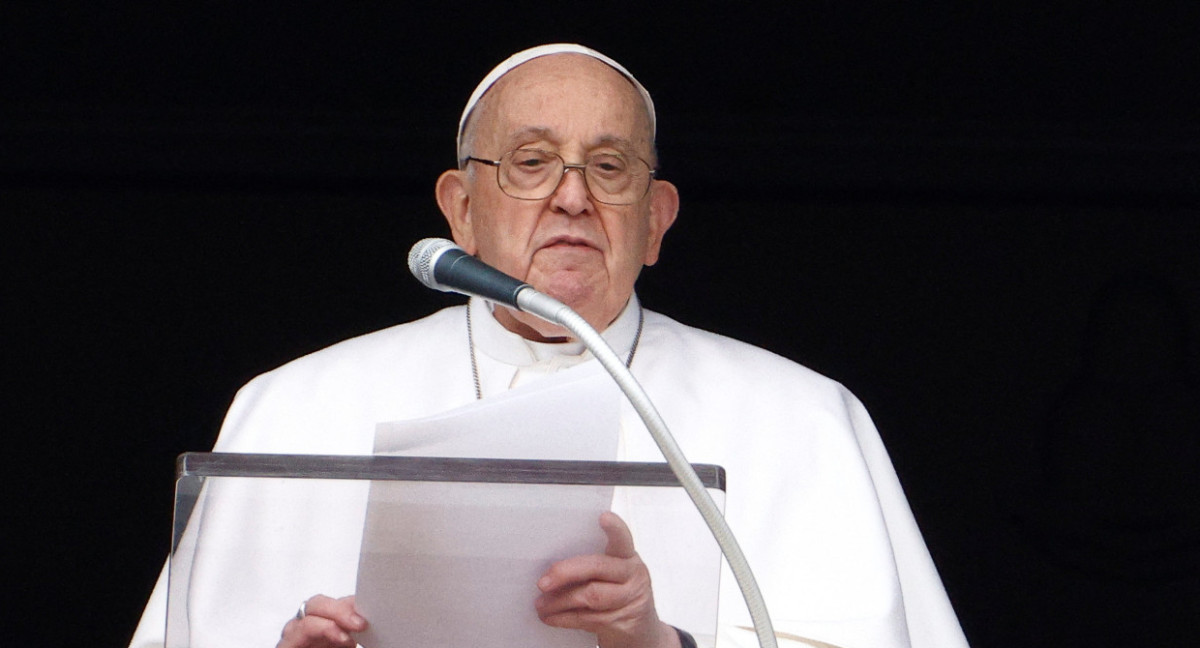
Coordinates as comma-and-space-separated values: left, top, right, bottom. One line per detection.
407, 238, 530, 309
408, 237, 574, 326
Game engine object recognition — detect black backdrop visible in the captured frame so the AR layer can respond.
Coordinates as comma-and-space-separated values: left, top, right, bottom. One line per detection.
5, 5, 1199, 647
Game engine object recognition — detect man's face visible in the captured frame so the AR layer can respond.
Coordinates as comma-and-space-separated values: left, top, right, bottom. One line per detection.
438, 54, 678, 339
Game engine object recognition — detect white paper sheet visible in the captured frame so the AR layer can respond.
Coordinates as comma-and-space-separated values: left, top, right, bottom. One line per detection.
356, 362, 621, 648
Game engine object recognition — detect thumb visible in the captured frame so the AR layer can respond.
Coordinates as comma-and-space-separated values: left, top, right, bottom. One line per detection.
600, 511, 637, 559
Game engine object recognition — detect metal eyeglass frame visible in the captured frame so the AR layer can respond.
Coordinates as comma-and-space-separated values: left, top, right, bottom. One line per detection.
462, 148, 656, 206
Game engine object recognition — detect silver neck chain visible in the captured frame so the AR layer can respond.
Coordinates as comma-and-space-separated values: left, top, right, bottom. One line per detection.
466, 302, 645, 401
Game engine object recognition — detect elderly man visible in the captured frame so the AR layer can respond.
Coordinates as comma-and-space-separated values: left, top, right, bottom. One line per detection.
130, 45, 968, 648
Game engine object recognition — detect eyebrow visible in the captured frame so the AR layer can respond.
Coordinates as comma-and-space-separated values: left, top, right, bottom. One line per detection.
594, 135, 640, 154
503, 126, 553, 149
502, 127, 641, 156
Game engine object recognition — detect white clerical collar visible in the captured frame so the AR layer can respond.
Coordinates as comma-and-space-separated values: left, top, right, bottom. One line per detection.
469, 294, 642, 367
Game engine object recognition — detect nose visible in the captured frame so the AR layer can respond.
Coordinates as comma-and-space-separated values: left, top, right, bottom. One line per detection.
549, 166, 593, 216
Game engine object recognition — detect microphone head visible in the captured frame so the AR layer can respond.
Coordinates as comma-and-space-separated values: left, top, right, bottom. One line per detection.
408, 238, 459, 289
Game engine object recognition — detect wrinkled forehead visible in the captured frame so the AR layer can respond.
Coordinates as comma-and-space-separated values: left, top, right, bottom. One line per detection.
456, 43, 655, 160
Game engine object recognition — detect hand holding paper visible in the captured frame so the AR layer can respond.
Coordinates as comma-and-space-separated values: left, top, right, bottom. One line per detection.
276, 595, 367, 648
536, 512, 681, 648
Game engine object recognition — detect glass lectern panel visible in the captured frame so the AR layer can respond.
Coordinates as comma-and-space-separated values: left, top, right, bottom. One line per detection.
168, 453, 725, 648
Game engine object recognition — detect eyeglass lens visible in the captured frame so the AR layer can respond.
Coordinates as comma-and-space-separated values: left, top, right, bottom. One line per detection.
499, 149, 648, 205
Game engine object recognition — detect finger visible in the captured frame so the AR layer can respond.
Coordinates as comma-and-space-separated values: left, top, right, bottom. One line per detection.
537, 580, 667, 648
536, 579, 635, 618
539, 553, 636, 592
303, 595, 368, 632
600, 511, 637, 559
539, 606, 612, 633
279, 615, 357, 648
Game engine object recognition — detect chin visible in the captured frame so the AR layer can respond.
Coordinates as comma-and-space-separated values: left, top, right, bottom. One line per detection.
538, 276, 598, 310
529, 274, 625, 333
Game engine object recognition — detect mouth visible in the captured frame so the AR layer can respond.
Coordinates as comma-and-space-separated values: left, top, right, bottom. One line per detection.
541, 235, 598, 251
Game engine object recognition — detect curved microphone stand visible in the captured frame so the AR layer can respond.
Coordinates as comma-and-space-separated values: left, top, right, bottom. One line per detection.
516, 289, 779, 648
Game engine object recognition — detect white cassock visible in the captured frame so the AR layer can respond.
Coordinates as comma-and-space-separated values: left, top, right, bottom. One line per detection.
130, 295, 969, 648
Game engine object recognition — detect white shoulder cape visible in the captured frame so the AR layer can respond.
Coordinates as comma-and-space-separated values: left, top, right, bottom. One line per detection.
129, 302, 968, 648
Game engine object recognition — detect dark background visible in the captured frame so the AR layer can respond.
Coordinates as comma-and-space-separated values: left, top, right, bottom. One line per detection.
5, 4, 1199, 647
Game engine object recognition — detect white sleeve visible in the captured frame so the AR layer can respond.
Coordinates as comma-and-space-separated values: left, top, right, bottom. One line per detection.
843, 391, 969, 648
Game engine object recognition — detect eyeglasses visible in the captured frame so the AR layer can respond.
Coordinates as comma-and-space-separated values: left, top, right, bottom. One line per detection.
463, 148, 655, 206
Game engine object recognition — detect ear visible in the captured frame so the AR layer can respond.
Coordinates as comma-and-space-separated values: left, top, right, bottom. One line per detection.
436, 169, 477, 254
642, 179, 679, 266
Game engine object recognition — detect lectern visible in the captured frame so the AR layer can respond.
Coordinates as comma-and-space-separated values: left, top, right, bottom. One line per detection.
167, 453, 725, 648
